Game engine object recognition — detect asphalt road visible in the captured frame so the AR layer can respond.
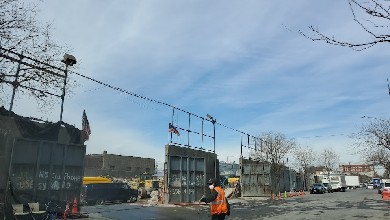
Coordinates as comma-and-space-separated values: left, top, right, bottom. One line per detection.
81, 188, 390, 220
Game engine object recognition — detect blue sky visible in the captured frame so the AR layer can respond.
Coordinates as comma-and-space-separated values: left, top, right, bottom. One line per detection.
6, 0, 390, 170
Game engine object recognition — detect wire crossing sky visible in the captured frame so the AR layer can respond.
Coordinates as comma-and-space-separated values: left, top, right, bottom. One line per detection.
2, 45, 266, 153
3, 0, 390, 167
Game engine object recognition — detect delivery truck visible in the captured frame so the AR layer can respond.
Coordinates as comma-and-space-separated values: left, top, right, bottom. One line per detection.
345, 175, 360, 189
329, 174, 347, 192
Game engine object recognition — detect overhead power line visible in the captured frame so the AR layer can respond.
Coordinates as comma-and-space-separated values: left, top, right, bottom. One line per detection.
1, 46, 352, 153
69, 70, 278, 155
70, 71, 254, 135
1, 46, 256, 141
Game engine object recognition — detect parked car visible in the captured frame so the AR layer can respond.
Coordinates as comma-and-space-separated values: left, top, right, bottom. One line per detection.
366, 183, 374, 189
310, 183, 326, 194
323, 183, 334, 193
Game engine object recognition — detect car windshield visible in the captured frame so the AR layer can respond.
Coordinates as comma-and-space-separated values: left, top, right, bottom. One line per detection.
385, 183, 390, 187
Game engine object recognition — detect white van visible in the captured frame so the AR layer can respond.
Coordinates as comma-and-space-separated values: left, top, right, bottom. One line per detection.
381, 181, 390, 198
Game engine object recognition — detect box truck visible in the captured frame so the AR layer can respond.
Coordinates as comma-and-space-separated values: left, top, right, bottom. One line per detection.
345, 175, 359, 189
329, 174, 347, 192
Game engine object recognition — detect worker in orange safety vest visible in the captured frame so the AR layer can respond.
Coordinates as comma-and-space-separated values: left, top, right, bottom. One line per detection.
200, 178, 230, 220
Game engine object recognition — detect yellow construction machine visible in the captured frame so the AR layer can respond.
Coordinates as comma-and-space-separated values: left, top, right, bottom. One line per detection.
82, 176, 113, 185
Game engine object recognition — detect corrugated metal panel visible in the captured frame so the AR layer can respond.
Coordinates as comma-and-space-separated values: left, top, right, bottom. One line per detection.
294, 173, 305, 191
164, 145, 218, 204
0, 130, 13, 219
2, 136, 85, 218
240, 159, 295, 197
241, 163, 272, 197
167, 156, 205, 203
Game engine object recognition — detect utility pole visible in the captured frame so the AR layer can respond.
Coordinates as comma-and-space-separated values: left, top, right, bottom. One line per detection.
9, 53, 23, 112
207, 114, 217, 178
60, 54, 76, 122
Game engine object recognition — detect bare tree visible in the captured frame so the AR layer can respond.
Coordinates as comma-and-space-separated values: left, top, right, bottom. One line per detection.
293, 146, 316, 190
299, 0, 390, 51
318, 148, 340, 175
366, 148, 390, 176
250, 131, 296, 193
251, 131, 296, 165
0, 0, 75, 113
352, 117, 390, 174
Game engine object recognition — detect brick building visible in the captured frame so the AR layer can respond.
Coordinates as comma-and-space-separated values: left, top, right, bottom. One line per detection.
84, 150, 155, 179
339, 164, 375, 177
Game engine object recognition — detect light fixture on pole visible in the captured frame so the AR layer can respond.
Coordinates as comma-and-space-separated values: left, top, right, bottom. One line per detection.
207, 114, 216, 153
60, 54, 76, 122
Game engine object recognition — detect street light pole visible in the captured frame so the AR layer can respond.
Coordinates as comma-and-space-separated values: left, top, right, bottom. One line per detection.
60, 54, 76, 122
207, 114, 216, 153
207, 114, 217, 178
213, 121, 216, 153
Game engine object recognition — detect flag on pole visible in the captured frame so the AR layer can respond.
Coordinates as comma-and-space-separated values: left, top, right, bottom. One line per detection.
82, 110, 91, 141
168, 123, 180, 136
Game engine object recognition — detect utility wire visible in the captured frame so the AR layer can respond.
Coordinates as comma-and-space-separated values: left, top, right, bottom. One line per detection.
0, 48, 336, 152
1, 46, 351, 152
0, 46, 65, 77
70, 71, 267, 144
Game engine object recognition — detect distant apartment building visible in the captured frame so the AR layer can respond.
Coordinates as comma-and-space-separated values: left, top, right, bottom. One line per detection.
339, 164, 375, 177
84, 150, 155, 179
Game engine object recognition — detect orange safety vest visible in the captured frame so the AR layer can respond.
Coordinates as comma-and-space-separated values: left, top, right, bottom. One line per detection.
210, 186, 228, 215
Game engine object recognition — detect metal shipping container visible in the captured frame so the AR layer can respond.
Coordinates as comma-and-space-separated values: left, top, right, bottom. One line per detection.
240, 158, 295, 197
164, 145, 218, 204
0, 108, 86, 219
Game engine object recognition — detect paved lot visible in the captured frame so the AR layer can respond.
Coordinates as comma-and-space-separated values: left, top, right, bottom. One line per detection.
81, 188, 390, 219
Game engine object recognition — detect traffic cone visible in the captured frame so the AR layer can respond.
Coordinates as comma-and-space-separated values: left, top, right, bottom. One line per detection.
278, 192, 282, 199
383, 189, 390, 201
71, 197, 78, 215
271, 193, 275, 200
289, 191, 293, 197
295, 191, 299, 196
63, 203, 69, 219
284, 191, 287, 198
